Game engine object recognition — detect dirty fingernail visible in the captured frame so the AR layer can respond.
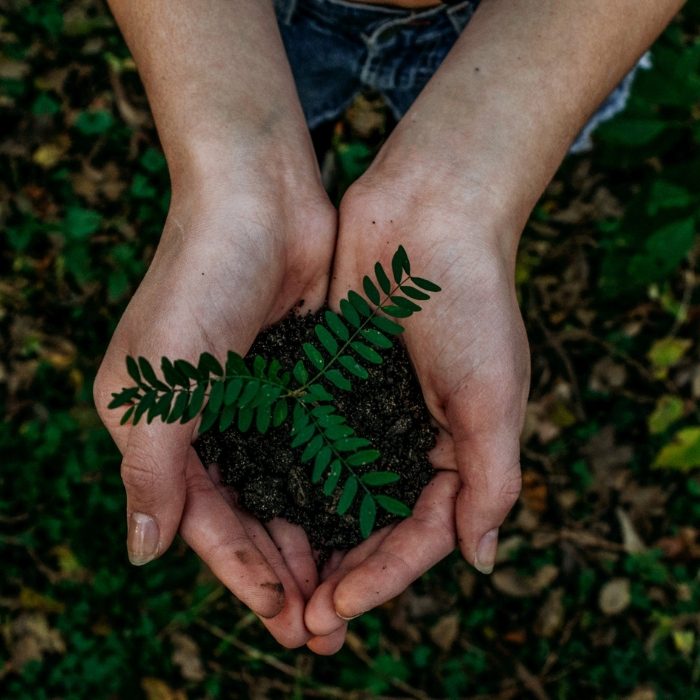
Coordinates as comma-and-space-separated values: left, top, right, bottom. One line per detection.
475, 528, 499, 574
127, 512, 159, 566
337, 611, 362, 621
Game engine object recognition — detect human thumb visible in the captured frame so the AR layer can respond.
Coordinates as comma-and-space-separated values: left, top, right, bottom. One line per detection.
120, 421, 190, 565
453, 424, 522, 574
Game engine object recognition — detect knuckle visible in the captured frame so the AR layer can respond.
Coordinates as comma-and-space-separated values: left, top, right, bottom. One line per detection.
184, 466, 214, 500
92, 364, 112, 420
120, 456, 160, 499
496, 463, 523, 511
414, 508, 455, 547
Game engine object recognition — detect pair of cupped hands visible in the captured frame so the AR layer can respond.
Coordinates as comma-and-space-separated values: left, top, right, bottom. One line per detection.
94, 157, 530, 655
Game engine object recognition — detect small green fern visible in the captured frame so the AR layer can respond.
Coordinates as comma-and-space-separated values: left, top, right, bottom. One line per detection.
108, 245, 441, 538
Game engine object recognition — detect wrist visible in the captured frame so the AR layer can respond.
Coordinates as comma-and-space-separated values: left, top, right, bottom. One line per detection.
349, 145, 526, 269
166, 129, 324, 204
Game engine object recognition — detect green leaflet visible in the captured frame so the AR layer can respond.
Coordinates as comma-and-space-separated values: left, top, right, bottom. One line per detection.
325, 310, 349, 341
108, 386, 139, 409
361, 471, 400, 486
183, 382, 207, 421
303, 343, 325, 370
255, 403, 271, 434
400, 284, 430, 301
237, 406, 253, 432
374, 262, 391, 294
301, 435, 324, 463
175, 359, 200, 381
224, 378, 243, 405
293, 360, 308, 384
411, 276, 441, 292
375, 495, 412, 516
138, 357, 168, 391
339, 355, 368, 379
361, 328, 393, 349
315, 324, 338, 355
359, 494, 377, 538
326, 369, 352, 391
350, 341, 382, 364
323, 460, 342, 496
363, 275, 380, 305
198, 351, 223, 377
238, 380, 260, 408
312, 447, 332, 483
219, 404, 236, 432
340, 298, 361, 326
272, 399, 288, 427
372, 316, 404, 335
126, 356, 141, 385
167, 391, 189, 423
348, 290, 371, 317
337, 476, 358, 515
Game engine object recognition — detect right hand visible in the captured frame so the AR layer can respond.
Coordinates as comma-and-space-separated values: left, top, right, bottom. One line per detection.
94, 166, 336, 648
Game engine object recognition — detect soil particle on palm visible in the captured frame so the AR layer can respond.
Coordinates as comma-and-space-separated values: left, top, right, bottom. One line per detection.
195, 307, 436, 553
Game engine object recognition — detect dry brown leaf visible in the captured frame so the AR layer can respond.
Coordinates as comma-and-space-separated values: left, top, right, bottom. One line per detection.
503, 629, 527, 644
491, 565, 559, 597
535, 588, 565, 638
555, 489, 579, 510
623, 688, 656, 700
19, 588, 65, 614
458, 569, 477, 598
7, 612, 65, 671
656, 527, 700, 560
582, 426, 633, 496
398, 589, 444, 619
429, 613, 460, 652
0, 58, 29, 80
141, 678, 187, 700
170, 632, 205, 682
522, 401, 555, 444
531, 531, 559, 549
496, 535, 526, 564
599, 578, 631, 615
515, 506, 541, 532
522, 470, 548, 513
32, 135, 71, 170
589, 357, 627, 392
615, 508, 646, 554
345, 94, 385, 139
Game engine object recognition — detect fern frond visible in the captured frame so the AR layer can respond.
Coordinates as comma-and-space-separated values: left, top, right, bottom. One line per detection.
110, 351, 289, 435
294, 245, 441, 399
290, 402, 384, 534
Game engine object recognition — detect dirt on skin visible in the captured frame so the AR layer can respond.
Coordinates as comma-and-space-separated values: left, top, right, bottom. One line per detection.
194, 307, 436, 553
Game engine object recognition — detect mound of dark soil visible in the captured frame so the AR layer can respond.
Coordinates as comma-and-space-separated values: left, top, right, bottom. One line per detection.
195, 308, 436, 553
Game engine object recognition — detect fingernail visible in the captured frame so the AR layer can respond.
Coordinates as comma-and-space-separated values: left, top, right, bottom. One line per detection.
127, 512, 159, 566
475, 528, 499, 574
337, 611, 362, 621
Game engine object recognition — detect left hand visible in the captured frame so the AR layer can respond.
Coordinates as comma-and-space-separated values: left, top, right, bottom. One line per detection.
303, 173, 531, 650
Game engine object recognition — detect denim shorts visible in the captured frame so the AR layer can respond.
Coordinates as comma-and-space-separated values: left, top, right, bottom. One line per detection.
273, 0, 650, 153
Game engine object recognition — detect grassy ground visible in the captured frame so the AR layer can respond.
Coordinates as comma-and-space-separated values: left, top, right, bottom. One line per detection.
1, 2, 700, 698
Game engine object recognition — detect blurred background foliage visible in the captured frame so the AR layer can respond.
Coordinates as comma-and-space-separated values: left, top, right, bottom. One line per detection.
1, 1, 699, 698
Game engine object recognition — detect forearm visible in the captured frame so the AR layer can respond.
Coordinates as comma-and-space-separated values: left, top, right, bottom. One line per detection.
369, 0, 684, 245
107, 0, 318, 194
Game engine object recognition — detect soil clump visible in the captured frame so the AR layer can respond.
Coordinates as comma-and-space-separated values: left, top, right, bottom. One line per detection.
195, 307, 436, 553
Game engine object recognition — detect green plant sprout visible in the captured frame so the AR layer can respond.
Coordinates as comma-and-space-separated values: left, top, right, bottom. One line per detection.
109, 245, 441, 538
